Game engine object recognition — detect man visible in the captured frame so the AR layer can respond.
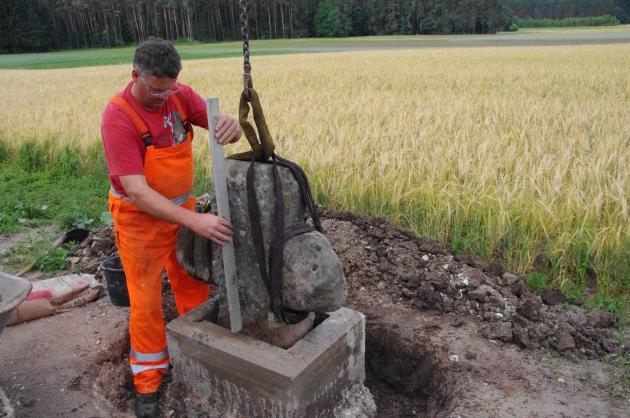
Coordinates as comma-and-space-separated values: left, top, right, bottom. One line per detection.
101, 38, 241, 417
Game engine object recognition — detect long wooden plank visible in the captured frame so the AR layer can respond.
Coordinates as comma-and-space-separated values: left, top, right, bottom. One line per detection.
206, 98, 242, 333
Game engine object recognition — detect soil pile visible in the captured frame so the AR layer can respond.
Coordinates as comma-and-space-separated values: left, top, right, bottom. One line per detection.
72, 212, 625, 359
319, 209, 625, 359
72, 210, 627, 417
70, 225, 117, 276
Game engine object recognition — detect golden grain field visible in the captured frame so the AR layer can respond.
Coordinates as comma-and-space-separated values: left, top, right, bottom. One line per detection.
1, 44, 629, 294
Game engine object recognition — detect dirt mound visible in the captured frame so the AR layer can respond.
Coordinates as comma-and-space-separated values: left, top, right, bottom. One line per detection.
74, 211, 626, 360
70, 225, 117, 276
76, 209, 628, 417
319, 209, 626, 359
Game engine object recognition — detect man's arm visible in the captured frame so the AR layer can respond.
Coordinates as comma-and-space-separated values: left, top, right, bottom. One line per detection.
119, 175, 232, 245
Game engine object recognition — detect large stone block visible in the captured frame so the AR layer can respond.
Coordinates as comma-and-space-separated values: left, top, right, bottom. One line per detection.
281, 231, 347, 312
177, 159, 347, 348
221, 159, 307, 325
166, 300, 376, 418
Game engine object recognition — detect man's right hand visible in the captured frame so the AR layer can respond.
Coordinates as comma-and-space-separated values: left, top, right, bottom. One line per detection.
189, 212, 233, 246
119, 175, 234, 246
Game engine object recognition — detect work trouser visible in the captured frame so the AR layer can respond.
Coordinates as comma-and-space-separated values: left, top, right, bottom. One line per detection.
111, 194, 211, 394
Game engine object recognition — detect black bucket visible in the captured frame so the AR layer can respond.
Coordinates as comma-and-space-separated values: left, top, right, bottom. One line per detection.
100, 256, 130, 307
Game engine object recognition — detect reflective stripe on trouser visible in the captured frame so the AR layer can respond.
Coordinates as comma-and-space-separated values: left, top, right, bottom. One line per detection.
131, 347, 169, 363
130, 347, 170, 379
119, 237, 210, 394
109, 187, 192, 206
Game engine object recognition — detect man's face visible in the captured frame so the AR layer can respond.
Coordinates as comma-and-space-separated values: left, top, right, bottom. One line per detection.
132, 69, 179, 110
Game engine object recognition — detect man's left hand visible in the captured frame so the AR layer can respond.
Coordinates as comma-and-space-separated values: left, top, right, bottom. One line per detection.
215, 114, 242, 145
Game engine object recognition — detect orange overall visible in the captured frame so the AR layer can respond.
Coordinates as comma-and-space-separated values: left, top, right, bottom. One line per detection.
108, 94, 210, 394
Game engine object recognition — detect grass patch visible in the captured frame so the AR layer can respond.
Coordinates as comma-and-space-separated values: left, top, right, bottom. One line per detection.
584, 293, 629, 327
2, 27, 630, 69
3, 229, 77, 276
525, 272, 550, 296
0, 139, 109, 234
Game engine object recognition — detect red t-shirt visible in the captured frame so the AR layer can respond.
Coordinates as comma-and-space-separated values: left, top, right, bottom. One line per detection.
101, 81, 208, 196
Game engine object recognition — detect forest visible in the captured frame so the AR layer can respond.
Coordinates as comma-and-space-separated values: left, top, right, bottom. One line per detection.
1, 0, 629, 53
505, 0, 629, 22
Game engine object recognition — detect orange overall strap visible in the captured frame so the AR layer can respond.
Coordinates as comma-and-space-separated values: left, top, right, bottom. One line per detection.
110, 96, 153, 146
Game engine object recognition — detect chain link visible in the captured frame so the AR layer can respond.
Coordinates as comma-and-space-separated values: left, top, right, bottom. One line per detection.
239, 0, 252, 101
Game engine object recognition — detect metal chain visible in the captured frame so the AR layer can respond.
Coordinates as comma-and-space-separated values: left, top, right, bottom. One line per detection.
239, 0, 252, 101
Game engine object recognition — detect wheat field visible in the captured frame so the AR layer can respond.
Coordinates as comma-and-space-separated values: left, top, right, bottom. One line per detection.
1, 44, 629, 295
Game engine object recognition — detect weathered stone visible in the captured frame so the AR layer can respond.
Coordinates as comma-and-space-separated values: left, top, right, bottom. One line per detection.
510, 280, 529, 297
468, 284, 503, 304
415, 283, 441, 309
483, 312, 505, 321
207, 160, 347, 327
482, 322, 513, 342
176, 212, 217, 284
281, 231, 347, 312
600, 338, 620, 353
193, 232, 212, 283
552, 330, 575, 351
513, 325, 538, 349
566, 311, 588, 328
484, 276, 502, 288
586, 309, 615, 328
542, 288, 566, 306
529, 322, 553, 341
501, 272, 520, 286
517, 299, 542, 321
214, 161, 305, 325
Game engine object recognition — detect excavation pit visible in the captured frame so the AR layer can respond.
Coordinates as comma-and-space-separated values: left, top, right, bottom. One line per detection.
166, 300, 375, 417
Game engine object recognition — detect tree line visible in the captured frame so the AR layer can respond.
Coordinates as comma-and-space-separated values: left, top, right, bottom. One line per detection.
1, 0, 515, 53
2, 0, 628, 53
504, 0, 630, 22
517, 14, 621, 28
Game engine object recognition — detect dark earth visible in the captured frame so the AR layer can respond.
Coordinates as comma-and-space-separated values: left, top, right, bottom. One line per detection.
1, 208, 628, 417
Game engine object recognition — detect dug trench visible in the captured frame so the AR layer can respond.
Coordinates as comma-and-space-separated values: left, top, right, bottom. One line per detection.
84, 287, 457, 417
70, 209, 627, 417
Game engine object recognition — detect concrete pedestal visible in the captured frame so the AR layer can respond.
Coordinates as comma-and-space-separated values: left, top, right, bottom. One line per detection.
166, 301, 375, 417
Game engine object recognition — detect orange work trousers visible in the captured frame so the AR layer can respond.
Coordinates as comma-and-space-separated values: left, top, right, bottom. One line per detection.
110, 194, 211, 394
108, 133, 210, 394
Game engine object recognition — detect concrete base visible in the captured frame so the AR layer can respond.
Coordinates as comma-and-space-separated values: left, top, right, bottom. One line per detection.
166, 301, 376, 417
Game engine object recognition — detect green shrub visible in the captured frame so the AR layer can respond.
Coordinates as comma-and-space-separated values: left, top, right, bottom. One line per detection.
518, 15, 620, 28
51, 146, 81, 176
525, 272, 550, 295
17, 141, 48, 171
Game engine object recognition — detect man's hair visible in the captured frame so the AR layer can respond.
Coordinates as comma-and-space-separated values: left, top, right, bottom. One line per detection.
133, 37, 181, 79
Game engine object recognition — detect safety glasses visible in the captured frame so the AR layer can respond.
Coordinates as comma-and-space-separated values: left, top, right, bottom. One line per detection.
139, 72, 181, 99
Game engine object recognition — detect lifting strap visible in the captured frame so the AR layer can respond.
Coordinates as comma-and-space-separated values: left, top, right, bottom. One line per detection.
110, 93, 192, 147
235, 0, 322, 324
229, 87, 322, 324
